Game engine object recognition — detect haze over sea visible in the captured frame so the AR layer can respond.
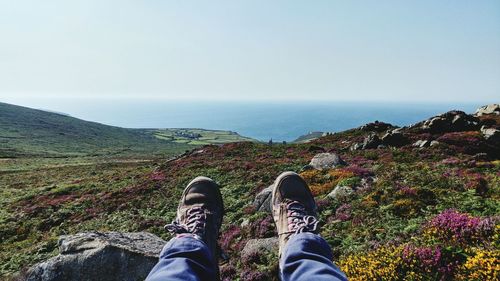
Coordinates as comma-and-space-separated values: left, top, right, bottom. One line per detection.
16, 99, 483, 142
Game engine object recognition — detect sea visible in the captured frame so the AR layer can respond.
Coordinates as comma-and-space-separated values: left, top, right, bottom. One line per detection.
15, 99, 486, 142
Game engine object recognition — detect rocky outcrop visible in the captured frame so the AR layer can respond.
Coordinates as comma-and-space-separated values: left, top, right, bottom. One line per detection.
309, 153, 346, 170
418, 111, 480, 133
253, 186, 272, 213
362, 133, 382, 149
25, 232, 165, 281
381, 129, 409, 147
475, 104, 500, 116
360, 121, 396, 132
241, 238, 278, 260
350, 133, 382, 150
480, 126, 500, 142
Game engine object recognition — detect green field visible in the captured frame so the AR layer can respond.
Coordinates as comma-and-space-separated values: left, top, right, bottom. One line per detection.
151, 128, 255, 145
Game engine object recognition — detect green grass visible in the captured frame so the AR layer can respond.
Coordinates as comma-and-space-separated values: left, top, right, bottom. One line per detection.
0, 159, 158, 276
293, 131, 326, 143
0, 102, 255, 158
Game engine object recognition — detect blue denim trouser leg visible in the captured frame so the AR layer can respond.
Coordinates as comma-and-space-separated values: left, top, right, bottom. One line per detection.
147, 233, 346, 281
280, 232, 348, 281
146, 236, 217, 281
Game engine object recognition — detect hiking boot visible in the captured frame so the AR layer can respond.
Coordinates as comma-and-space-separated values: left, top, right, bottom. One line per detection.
165, 176, 224, 260
271, 171, 319, 256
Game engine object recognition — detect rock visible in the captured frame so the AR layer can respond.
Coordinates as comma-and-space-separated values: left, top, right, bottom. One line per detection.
381, 130, 408, 147
26, 232, 165, 281
241, 237, 278, 260
413, 140, 430, 148
360, 176, 377, 191
350, 142, 363, 151
473, 153, 489, 161
420, 111, 480, 133
350, 133, 385, 150
475, 104, 500, 116
253, 186, 272, 213
360, 121, 395, 132
480, 126, 500, 142
327, 185, 354, 201
430, 140, 440, 147
362, 133, 382, 149
240, 218, 250, 227
309, 153, 346, 170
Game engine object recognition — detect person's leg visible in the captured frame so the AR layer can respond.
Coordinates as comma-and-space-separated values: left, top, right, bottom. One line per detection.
146, 235, 217, 281
146, 176, 224, 281
271, 171, 347, 281
280, 232, 347, 281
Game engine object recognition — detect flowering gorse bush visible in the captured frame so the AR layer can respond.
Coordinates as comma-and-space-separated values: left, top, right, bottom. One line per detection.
339, 209, 499, 280
300, 168, 356, 196
455, 249, 500, 280
340, 244, 499, 280
339, 246, 403, 281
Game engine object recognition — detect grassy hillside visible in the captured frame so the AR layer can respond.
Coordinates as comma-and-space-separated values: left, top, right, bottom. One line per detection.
0, 102, 254, 158
1, 108, 498, 280
293, 131, 326, 143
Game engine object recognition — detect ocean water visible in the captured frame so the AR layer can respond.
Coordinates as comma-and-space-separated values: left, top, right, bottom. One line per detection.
24, 100, 483, 142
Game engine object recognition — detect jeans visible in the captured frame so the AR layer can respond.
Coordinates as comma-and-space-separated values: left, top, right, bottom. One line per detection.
146, 232, 347, 281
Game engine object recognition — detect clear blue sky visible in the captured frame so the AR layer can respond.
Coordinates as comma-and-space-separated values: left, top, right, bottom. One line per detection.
0, 0, 499, 103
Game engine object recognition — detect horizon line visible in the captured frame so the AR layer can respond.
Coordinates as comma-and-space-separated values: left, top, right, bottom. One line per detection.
0, 95, 496, 105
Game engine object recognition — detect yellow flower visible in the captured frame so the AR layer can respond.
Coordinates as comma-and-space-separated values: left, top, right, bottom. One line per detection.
456, 249, 500, 281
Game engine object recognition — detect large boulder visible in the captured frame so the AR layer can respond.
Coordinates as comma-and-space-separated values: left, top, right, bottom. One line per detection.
475, 104, 500, 116
26, 232, 165, 281
309, 153, 346, 170
241, 238, 278, 260
420, 111, 480, 133
253, 186, 272, 213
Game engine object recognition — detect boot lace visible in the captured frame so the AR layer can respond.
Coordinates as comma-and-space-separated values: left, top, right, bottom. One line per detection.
286, 200, 318, 234
165, 206, 206, 237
